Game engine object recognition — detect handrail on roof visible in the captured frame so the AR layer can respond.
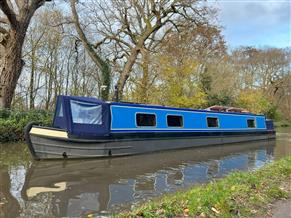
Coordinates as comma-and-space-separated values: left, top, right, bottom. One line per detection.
205, 105, 250, 113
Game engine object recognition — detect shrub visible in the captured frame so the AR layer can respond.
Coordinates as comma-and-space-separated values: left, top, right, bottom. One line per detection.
263, 103, 282, 120
234, 90, 284, 120
0, 109, 53, 143
206, 92, 234, 107
274, 119, 291, 128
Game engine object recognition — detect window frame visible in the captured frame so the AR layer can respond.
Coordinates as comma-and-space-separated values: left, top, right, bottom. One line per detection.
247, 119, 256, 128
206, 116, 220, 128
135, 112, 157, 127
166, 114, 184, 128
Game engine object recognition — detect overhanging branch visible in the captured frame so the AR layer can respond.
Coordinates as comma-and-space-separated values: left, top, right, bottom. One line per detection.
0, 0, 18, 28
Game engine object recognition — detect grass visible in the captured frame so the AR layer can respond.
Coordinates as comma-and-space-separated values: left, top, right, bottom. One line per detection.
117, 156, 291, 218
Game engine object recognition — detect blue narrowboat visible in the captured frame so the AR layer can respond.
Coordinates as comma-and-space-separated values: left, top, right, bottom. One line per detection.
25, 95, 275, 159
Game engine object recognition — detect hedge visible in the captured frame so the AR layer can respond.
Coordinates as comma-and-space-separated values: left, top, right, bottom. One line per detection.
0, 109, 53, 143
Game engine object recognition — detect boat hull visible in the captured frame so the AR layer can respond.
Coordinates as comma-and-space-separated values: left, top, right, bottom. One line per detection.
25, 124, 276, 160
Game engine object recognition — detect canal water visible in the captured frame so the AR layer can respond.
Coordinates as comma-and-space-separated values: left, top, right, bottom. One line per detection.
1, 129, 291, 218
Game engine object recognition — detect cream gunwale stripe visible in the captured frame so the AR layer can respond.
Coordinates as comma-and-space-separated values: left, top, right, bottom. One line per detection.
30, 127, 68, 138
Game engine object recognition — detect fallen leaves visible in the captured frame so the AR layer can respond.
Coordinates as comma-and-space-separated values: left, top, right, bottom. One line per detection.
183, 208, 190, 216
211, 206, 220, 214
198, 212, 207, 218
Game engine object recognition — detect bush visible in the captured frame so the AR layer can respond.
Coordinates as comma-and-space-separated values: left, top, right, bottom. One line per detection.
263, 103, 282, 120
0, 109, 53, 143
234, 89, 282, 119
274, 119, 291, 128
206, 92, 234, 107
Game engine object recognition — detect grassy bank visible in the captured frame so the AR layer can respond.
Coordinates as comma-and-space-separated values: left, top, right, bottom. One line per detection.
118, 156, 291, 218
0, 109, 52, 143
274, 119, 291, 128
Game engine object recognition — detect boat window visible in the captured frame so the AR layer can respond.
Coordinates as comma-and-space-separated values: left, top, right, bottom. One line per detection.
56, 102, 63, 117
136, 113, 156, 127
247, 119, 256, 128
207, 117, 219, 128
167, 115, 183, 127
70, 100, 102, 125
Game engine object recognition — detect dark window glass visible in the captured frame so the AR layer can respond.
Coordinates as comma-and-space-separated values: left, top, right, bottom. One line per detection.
247, 119, 256, 128
167, 115, 183, 127
136, 113, 156, 127
207, 117, 219, 128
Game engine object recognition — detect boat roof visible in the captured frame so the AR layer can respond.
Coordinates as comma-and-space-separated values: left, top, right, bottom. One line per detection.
56, 95, 263, 117
109, 101, 263, 117
64, 95, 104, 104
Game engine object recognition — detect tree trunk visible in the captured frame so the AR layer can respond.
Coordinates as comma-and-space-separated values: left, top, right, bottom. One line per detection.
113, 25, 161, 101
29, 48, 36, 109
0, 31, 25, 108
70, 0, 111, 100
140, 49, 149, 103
45, 67, 53, 110
115, 47, 140, 101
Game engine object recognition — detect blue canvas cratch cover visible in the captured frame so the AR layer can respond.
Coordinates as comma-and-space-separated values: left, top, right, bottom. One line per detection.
53, 95, 110, 137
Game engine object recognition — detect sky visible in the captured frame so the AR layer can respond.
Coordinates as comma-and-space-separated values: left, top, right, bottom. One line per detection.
208, 0, 291, 49
50, 0, 290, 49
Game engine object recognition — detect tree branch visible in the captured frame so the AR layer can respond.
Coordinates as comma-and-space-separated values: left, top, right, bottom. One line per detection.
32, 0, 52, 9
0, 17, 9, 24
0, 26, 8, 34
0, 0, 18, 28
70, 0, 106, 74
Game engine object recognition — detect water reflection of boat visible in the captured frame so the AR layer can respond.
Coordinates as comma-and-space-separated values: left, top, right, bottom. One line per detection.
21, 140, 275, 217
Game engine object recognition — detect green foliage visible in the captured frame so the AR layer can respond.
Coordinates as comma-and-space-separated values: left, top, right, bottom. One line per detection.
0, 109, 53, 143
206, 92, 234, 107
166, 90, 207, 109
263, 103, 282, 120
153, 56, 208, 108
235, 90, 268, 114
274, 119, 291, 128
118, 156, 291, 218
199, 70, 212, 94
234, 90, 281, 118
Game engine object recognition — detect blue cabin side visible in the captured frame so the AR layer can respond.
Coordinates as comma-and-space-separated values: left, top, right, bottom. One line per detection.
110, 103, 267, 132
52, 95, 271, 138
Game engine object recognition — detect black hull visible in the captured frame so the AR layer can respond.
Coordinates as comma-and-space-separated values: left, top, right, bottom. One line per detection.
25, 123, 276, 160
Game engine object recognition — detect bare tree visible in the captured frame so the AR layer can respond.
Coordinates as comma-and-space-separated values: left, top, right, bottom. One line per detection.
232, 47, 289, 92
70, 0, 211, 101
13, 7, 103, 109
70, 0, 111, 100
25, 22, 45, 109
0, 0, 51, 108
